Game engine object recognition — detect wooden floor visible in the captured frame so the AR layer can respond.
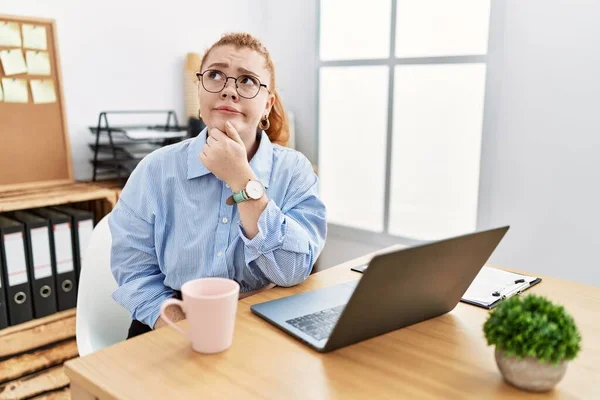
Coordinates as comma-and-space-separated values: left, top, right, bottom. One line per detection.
0, 310, 77, 400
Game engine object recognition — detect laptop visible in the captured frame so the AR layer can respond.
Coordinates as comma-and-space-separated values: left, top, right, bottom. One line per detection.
250, 226, 509, 353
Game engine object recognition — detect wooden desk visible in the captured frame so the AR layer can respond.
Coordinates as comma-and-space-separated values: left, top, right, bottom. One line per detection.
65, 246, 600, 399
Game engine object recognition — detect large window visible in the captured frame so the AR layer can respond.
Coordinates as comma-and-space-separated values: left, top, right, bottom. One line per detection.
318, 0, 491, 240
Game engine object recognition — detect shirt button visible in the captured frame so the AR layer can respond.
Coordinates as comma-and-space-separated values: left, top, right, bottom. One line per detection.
225, 184, 230, 188
222, 217, 229, 224
217, 251, 223, 257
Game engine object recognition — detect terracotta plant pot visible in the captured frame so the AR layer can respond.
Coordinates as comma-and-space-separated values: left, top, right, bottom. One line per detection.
495, 348, 567, 392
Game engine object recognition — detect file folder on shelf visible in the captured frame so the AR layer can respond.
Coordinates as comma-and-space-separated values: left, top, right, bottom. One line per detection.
30, 208, 77, 311
0, 215, 34, 325
0, 242, 8, 329
8, 211, 58, 318
51, 206, 94, 281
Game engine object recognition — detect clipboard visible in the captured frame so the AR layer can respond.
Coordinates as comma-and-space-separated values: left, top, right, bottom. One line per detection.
351, 263, 541, 310
460, 266, 542, 309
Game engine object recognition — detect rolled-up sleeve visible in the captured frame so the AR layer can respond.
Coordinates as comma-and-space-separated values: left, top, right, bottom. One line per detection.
109, 200, 174, 329
238, 155, 327, 287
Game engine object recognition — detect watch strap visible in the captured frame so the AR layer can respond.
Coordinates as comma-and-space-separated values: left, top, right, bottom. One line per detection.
226, 189, 248, 205
233, 189, 248, 203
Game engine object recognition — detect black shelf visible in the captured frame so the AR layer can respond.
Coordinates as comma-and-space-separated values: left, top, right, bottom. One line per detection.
89, 110, 188, 181
88, 143, 162, 158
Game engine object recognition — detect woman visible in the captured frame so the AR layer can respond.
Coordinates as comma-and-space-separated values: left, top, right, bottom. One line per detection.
109, 33, 327, 339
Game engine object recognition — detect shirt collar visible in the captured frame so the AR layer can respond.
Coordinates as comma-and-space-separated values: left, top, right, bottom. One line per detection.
187, 127, 273, 188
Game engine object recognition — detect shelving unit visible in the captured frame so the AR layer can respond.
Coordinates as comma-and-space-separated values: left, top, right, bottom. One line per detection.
0, 182, 120, 399
89, 110, 188, 182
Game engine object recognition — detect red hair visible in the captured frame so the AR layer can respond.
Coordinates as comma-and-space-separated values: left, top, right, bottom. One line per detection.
200, 33, 289, 146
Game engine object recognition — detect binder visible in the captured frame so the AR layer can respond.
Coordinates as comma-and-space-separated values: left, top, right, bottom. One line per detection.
7, 211, 58, 318
51, 206, 94, 281
0, 241, 8, 329
30, 208, 77, 311
0, 215, 34, 325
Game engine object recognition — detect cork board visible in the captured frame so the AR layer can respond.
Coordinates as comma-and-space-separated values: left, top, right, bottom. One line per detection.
0, 15, 72, 191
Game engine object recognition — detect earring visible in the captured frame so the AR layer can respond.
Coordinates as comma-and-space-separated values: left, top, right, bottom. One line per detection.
259, 115, 270, 130
197, 108, 202, 120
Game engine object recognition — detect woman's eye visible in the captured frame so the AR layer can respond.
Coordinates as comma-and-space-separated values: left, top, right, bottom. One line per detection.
208, 71, 223, 81
240, 76, 258, 86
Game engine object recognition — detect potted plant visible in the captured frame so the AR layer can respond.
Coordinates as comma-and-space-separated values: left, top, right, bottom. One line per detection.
483, 294, 581, 392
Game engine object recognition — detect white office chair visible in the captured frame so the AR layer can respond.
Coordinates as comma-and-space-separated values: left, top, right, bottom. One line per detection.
76, 214, 131, 357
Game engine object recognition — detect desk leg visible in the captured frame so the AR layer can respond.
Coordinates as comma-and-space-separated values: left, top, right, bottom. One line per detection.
71, 383, 98, 400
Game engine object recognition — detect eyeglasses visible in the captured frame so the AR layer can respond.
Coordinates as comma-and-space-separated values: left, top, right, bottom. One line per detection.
196, 69, 269, 99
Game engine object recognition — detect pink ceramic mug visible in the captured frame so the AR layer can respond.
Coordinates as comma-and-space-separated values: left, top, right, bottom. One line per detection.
159, 277, 240, 353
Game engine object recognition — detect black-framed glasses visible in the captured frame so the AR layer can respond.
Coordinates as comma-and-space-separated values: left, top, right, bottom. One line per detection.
196, 69, 269, 99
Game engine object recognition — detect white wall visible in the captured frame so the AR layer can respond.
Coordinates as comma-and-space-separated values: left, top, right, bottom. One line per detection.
262, 0, 319, 162
1, 0, 267, 180
478, 0, 600, 286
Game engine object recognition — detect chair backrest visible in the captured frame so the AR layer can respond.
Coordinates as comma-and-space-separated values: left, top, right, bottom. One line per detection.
76, 214, 131, 356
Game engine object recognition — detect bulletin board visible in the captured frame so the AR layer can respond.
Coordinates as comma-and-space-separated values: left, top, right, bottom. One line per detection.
0, 15, 73, 191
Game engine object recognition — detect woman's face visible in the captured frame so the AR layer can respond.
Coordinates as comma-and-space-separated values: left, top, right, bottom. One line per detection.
198, 45, 274, 138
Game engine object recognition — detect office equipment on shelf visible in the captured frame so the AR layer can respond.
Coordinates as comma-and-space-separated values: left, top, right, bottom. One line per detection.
7, 210, 58, 318
89, 110, 188, 181
0, 215, 34, 325
0, 217, 11, 328
0, 256, 7, 328
30, 208, 77, 311
460, 266, 542, 309
0, 14, 71, 191
51, 205, 94, 281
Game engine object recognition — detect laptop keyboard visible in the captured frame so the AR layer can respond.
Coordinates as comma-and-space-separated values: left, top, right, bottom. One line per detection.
285, 305, 345, 341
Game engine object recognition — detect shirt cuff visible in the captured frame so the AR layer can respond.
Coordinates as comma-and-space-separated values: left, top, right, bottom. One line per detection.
111, 279, 175, 329
237, 199, 310, 263
147, 291, 178, 329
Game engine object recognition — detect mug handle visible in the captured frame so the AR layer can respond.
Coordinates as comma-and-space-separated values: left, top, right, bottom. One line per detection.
159, 298, 188, 337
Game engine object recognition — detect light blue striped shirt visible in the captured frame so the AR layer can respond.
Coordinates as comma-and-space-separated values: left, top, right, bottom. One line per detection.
108, 129, 327, 328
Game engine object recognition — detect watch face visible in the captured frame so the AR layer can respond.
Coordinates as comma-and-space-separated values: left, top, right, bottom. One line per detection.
246, 180, 265, 199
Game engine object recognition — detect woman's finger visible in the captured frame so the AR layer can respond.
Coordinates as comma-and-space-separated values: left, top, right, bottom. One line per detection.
224, 121, 245, 146
209, 127, 226, 141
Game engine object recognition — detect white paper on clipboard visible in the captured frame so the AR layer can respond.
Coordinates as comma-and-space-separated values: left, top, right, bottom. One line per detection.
462, 266, 538, 307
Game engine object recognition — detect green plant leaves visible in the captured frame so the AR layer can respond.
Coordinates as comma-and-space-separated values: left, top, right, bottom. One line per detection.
483, 294, 581, 364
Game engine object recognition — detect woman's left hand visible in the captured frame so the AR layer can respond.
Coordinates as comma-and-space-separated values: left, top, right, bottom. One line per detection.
199, 121, 254, 189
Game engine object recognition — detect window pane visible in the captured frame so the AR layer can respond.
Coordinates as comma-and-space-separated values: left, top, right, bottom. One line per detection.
320, 0, 392, 61
389, 63, 486, 240
319, 66, 389, 232
395, 0, 491, 57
